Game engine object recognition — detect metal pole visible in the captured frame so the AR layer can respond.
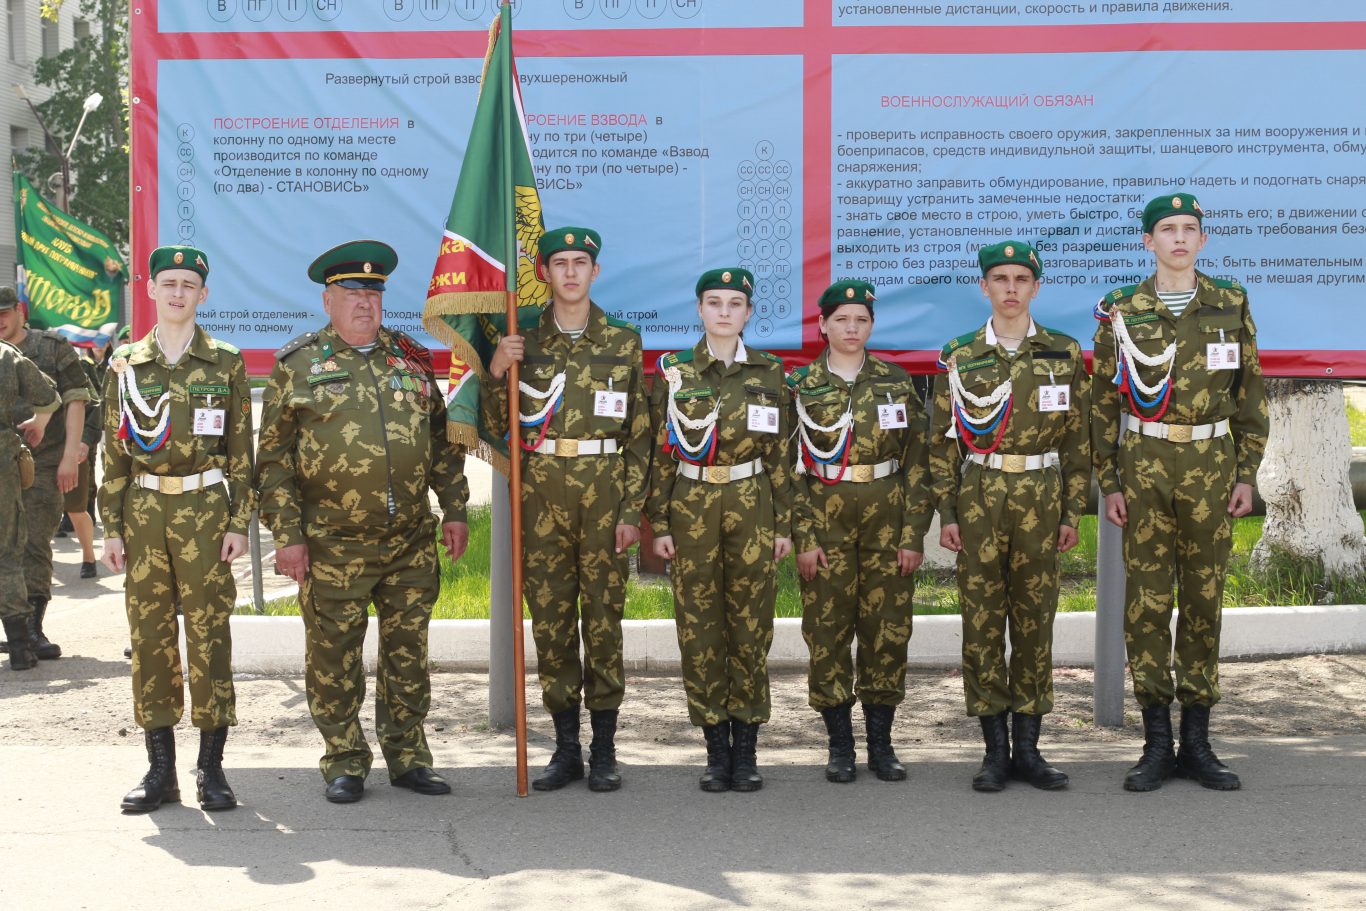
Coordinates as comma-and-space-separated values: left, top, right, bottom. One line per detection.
488, 479, 515, 727
1094, 499, 1128, 727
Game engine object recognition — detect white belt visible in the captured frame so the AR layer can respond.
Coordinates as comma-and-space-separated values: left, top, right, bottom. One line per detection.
135, 468, 225, 495
677, 458, 764, 484
1123, 414, 1230, 443
529, 438, 619, 457
966, 451, 1059, 473
811, 458, 900, 483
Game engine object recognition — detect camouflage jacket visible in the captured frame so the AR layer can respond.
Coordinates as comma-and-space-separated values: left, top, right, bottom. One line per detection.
645, 337, 793, 539
481, 301, 651, 527
9, 328, 94, 464
0, 339, 59, 456
929, 321, 1091, 528
99, 326, 256, 539
787, 351, 933, 553
257, 323, 468, 550
1091, 271, 1268, 497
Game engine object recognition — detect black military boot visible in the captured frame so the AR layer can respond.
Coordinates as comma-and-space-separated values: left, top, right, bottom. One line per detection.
196, 727, 238, 811
699, 722, 732, 792
2, 616, 36, 670
820, 703, 857, 783
121, 727, 180, 813
1124, 703, 1177, 792
28, 596, 61, 660
972, 712, 1011, 792
532, 706, 584, 791
587, 709, 622, 792
1009, 713, 1069, 790
863, 703, 907, 782
730, 721, 764, 792
1175, 703, 1241, 791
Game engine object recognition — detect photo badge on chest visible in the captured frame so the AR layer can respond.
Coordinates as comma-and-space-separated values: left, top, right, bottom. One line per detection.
878, 402, 908, 429
193, 407, 226, 436
594, 388, 628, 418
748, 403, 779, 433
1038, 385, 1070, 412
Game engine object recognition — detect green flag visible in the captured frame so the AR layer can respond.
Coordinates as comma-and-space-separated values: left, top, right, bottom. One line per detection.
422, 6, 550, 474
13, 170, 125, 348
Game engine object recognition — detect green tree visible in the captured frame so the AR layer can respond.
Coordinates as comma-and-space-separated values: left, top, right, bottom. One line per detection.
18, 0, 128, 249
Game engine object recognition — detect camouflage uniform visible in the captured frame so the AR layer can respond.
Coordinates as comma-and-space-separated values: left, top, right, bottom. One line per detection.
0, 341, 60, 621
100, 328, 255, 730
68, 355, 104, 516
646, 338, 792, 727
929, 322, 1090, 717
480, 302, 651, 714
257, 324, 468, 782
789, 353, 933, 710
11, 328, 94, 602
1092, 272, 1268, 709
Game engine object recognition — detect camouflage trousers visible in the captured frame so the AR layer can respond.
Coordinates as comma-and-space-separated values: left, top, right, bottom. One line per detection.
21, 460, 64, 601
955, 463, 1062, 717
123, 483, 237, 730
299, 515, 439, 782
669, 475, 777, 727
0, 445, 28, 620
522, 453, 627, 715
799, 477, 915, 710
1120, 432, 1235, 709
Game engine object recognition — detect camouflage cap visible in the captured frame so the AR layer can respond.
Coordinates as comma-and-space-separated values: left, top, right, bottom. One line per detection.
978, 240, 1042, 278
149, 245, 210, 281
308, 239, 397, 289
539, 226, 602, 264
695, 267, 754, 299
1142, 192, 1204, 233
818, 279, 877, 312
0, 286, 19, 311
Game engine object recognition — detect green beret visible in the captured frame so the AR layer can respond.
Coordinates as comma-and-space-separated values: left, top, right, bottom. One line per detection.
539, 226, 601, 264
116, 324, 132, 342
1142, 192, 1204, 233
818, 279, 877, 310
308, 239, 397, 289
149, 245, 209, 281
695, 267, 754, 298
0, 286, 19, 311
978, 240, 1042, 278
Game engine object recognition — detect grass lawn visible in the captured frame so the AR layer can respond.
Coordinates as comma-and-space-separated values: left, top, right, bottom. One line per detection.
239, 506, 1366, 620
1348, 400, 1366, 447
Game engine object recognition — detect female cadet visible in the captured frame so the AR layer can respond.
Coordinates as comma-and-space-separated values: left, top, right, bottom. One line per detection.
646, 268, 792, 793
788, 280, 933, 783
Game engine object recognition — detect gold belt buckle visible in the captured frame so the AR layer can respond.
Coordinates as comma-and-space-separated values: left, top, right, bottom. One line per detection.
1166, 424, 1193, 443
705, 465, 732, 484
849, 464, 875, 483
999, 453, 1028, 473
160, 475, 184, 495
555, 438, 579, 457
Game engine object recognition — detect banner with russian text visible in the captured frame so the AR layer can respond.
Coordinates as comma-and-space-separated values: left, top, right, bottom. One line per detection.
13, 170, 124, 349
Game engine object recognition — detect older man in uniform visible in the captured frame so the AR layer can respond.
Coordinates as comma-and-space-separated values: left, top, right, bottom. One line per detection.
0, 331, 60, 670
257, 240, 470, 804
929, 241, 1089, 792
484, 227, 651, 793
0, 285, 94, 662
100, 245, 256, 812
1093, 193, 1267, 792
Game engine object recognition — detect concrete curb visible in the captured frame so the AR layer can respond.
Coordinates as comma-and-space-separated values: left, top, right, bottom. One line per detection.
228, 604, 1366, 675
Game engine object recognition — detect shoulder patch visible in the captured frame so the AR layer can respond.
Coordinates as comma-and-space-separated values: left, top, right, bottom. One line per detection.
1108, 284, 1139, 303
939, 330, 977, 361
662, 348, 695, 367
1212, 278, 1245, 292
211, 338, 241, 355
786, 364, 811, 388
604, 314, 640, 333
275, 331, 318, 361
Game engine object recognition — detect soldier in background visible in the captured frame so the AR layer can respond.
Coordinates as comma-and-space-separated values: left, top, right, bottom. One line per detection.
0, 331, 60, 670
789, 280, 932, 784
929, 241, 1089, 793
1093, 193, 1267, 792
62, 347, 104, 578
257, 240, 470, 805
647, 267, 793, 793
100, 246, 255, 813
484, 227, 650, 793
0, 286, 93, 663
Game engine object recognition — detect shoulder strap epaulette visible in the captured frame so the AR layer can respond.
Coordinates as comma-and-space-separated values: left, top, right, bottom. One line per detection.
751, 348, 783, 366
659, 348, 695, 371
112, 343, 133, 359
785, 363, 811, 389
1094, 284, 1139, 320
939, 331, 976, 362
1212, 277, 1245, 293
604, 314, 640, 333
275, 331, 318, 361
211, 338, 241, 355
